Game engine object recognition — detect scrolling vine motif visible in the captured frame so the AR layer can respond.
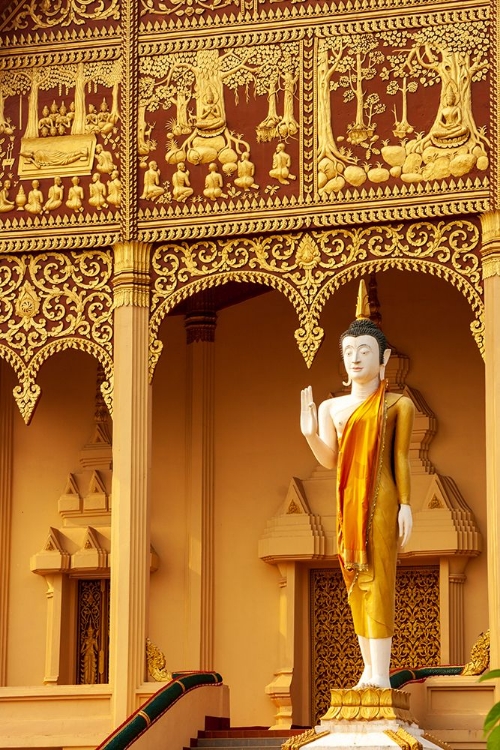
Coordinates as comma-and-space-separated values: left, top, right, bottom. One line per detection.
149, 218, 483, 378
8, 0, 120, 29
140, 0, 236, 18
0, 251, 114, 423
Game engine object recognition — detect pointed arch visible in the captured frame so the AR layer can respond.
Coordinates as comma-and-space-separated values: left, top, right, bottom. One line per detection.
149, 218, 483, 378
149, 269, 316, 381
0, 339, 113, 425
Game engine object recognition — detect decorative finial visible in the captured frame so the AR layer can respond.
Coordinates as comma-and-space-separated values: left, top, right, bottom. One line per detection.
368, 273, 382, 328
355, 279, 370, 320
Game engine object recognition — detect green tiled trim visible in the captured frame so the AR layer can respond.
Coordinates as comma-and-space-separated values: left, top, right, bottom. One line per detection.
98, 671, 223, 750
390, 666, 463, 689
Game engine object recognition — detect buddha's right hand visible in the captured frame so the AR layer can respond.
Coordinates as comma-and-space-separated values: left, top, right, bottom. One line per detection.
300, 386, 318, 438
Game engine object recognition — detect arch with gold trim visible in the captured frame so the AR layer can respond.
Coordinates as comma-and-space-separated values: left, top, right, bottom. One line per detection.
148, 218, 484, 379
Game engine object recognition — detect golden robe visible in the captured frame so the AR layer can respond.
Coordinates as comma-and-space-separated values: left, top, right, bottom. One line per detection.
337, 382, 414, 639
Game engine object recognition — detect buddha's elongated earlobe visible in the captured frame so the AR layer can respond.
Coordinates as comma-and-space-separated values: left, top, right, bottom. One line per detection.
342, 374, 352, 387
380, 348, 391, 381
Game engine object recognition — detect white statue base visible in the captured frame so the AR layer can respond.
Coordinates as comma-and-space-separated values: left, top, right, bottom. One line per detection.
285, 688, 451, 750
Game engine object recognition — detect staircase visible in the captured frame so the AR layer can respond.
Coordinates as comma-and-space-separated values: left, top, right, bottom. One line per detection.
192, 726, 309, 750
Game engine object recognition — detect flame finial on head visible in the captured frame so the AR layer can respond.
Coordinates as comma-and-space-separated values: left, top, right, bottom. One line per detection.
355, 279, 370, 320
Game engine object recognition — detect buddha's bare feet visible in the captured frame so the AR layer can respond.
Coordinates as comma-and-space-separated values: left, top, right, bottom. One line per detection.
353, 668, 372, 689
364, 675, 391, 689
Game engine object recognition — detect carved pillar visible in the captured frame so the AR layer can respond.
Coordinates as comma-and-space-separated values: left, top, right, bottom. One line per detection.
109, 241, 152, 723
480, 211, 500, 692
184, 303, 217, 670
449, 571, 466, 665
0, 362, 14, 686
265, 562, 296, 729
43, 574, 67, 685
439, 558, 467, 665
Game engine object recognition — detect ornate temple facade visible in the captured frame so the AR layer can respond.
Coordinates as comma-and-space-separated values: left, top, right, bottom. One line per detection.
0, 0, 498, 747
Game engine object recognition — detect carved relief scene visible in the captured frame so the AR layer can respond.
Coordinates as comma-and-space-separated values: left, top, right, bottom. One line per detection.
0, 54, 121, 230
138, 40, 302, 217
0, 1, 492, 243
315, 17, 490, 199
137, 7, 490, 236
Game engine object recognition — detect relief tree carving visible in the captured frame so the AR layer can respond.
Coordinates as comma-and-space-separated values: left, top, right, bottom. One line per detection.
316, 38, 361, 195
71, 61, 120, 136
1, 60, 120, 140
332, 33, 385, 150
139, 43, 300, 194
402, 23, 489, 158
317, 19, 489, 195
255, 48, 299, 142
0, 71, 22, 135
380, 43, 419, 140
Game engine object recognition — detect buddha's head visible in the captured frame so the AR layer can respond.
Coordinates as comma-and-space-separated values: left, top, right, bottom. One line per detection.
339, 282, 391, 384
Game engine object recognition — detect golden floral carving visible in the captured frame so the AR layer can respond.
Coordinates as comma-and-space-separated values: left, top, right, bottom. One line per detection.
7, 0, 120, 30
140, 0, 236, 19
0, 233, 120, 255
146, 638, 173, 682
0, 252, 114, 423
135, 0, 487, 31
15, 281, 40, 319
282, 728, 329, 750
323, 687, 413, 723
149, 219, 483, 378
295, 236, 320, 269
384, 727, 422, 750
461, 629, 490, 676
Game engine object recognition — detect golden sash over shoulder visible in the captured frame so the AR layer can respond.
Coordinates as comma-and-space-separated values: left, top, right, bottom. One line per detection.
337, 380, 387, 594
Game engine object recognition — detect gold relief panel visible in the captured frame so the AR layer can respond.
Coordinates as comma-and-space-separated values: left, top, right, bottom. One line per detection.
0, 1, 493, 247
0, 53, 122, 241
138, 0, 464, 31
0, 0, 120, 39
310, 567, 440, 725
314, 11, 490, 200
136, 7, 491, 242
137, 33, 304, 226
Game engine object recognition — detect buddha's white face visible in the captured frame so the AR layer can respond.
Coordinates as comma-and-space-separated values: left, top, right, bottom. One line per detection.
342, 334, 382, 384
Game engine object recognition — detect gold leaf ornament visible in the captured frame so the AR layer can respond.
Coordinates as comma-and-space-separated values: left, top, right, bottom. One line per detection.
295, 236, 320, 269
15, 282, 40, 319
146, 638, 173, 682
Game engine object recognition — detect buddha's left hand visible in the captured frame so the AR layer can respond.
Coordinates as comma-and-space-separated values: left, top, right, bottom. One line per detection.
398, 504, 413, 548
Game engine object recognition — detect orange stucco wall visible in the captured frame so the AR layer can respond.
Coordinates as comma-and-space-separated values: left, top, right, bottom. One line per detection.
8, 351, 97, 685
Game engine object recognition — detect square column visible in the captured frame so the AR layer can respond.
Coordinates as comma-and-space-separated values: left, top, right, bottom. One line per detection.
0, 362, 14, 686
184, 307, 217, 670
109, 241, 152, 724
480, 212, 500, 693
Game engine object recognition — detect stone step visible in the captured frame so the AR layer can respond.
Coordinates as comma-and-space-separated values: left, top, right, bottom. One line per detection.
194, 729, 307, 749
